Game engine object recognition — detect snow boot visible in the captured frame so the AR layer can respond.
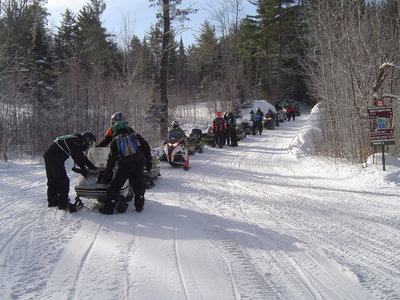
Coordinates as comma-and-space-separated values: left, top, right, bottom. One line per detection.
58, 198, 70, 210
134, 195, 144, 213
116, 199, 128, 213
99, 201, 115, 215
47, 198, 58, 207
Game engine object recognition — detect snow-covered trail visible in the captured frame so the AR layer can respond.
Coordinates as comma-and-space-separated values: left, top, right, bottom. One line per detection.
0, 112, 399, 300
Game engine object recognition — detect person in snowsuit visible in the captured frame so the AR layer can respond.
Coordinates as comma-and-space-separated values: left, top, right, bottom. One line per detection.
266, 108, 274, 118
251, 107, 264, 135
212, 112, 227, 148
99, 121, 152, 214
227, 112, 238, 147
274, 100, 282, 112
169, 120, 186, 141
264, 108, 275, 129
286, 101, 296, 121
223, 112, 230, 146
43, 132, 99, 210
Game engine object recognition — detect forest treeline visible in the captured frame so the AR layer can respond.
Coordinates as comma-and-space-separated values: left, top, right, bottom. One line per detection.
0, 0, 400, 164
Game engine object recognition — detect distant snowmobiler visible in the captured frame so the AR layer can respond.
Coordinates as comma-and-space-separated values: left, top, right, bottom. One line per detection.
158, 120, 190, 170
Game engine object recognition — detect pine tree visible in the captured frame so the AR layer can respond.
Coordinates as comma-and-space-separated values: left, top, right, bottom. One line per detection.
75, 0, 118, 72
241, 0, 305, 100
54, 9, 78, 60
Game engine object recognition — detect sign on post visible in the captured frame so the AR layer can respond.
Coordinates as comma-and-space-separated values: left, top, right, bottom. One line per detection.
368, 106, 395, 146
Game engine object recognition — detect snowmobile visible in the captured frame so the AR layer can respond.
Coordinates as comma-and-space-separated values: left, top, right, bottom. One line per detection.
144, 149, 161, 188
187, 128, 205, 153
73, 147, 131, 213
185, 137, 197, 155
203, 125, 216, 147
276, 110, 285, 123
241, 121, 253, 136
158, 136, 190, 170
263, 115, 275, 130
236, 123, 246, 140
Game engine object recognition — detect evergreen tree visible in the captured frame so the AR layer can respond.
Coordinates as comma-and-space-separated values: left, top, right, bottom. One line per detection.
192, 20, 220, 82
75, 0, 118, 72
54, 9, 78, 60
21, 1, 58, 153
241, 0, 305, 100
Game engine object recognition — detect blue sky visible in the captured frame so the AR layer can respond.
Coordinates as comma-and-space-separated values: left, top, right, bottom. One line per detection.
46, 0, 257, 46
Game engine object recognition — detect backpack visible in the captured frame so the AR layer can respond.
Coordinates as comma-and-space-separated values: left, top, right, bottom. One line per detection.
214, 117, 225, 130
116, 133, 141, 157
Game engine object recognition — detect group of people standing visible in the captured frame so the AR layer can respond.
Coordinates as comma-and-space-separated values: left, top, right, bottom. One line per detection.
43, 112, 153, 215
275, 99, 297, 121
212, 111, 239, 148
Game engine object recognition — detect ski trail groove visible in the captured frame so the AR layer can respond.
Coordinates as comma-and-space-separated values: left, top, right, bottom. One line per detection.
66, 218, 105, 300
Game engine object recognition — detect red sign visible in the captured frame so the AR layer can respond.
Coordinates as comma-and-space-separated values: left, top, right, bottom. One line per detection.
367, 106, 393, 119
368, 105, 395, 145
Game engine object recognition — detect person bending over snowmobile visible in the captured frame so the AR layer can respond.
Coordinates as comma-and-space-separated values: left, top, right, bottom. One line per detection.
43, 132, 99, 210
212, 112, 227, 148
99, 121, 152, 214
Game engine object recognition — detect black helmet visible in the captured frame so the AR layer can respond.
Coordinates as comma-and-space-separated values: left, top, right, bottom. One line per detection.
111, 112, 125, 126
81, 131, 96, 150
256, 107, 261, 111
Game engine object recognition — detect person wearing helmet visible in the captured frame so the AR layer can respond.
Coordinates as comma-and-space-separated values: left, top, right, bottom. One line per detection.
251, 107, 264, 135
212, 112, 227, 148
226, 112, 238, 147
99, 121, 153, 215
286, 100, 296, 121
97, 112, 126, 147
43, 132, 100, 210
169, 120, 186, 141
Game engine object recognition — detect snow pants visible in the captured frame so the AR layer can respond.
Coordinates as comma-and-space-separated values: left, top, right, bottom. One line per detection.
229, 128, 238, 146
287, 111, 295, 121
252, 121, 263, 135
44, 156, 69, 206
106, 155, 146, 210
214, 130, 225, 148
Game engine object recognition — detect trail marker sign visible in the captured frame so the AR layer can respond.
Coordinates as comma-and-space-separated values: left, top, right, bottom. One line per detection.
368, 106, 395, 146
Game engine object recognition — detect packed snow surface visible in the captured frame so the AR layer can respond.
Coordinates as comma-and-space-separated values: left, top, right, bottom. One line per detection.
1, 100, 399, 300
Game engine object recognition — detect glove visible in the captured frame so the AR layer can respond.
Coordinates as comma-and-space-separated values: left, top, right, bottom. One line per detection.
101, 177, 111, 184
146, 160, 153, 171
101, 171, 113, 184
80, 167, 88, 178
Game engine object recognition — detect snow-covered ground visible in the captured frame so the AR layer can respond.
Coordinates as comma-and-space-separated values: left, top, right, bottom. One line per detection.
1, 101, 400, 300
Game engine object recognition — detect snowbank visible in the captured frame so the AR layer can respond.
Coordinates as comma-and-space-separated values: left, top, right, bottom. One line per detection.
289, 102, 322, 158
238, 99, 276, 122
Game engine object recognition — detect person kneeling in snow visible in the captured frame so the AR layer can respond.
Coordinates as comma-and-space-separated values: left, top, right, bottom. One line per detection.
99, 121, 152, 214
43, 132, 99, 210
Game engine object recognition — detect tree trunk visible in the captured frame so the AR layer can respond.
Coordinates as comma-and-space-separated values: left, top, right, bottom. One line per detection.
160, 0, 170, 139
